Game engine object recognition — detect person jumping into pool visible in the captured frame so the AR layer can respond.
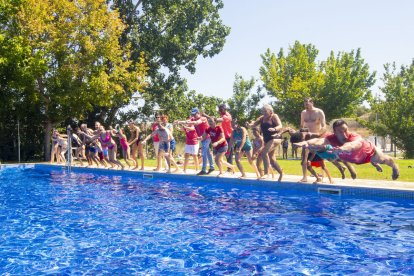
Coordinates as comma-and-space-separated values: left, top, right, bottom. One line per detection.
83, 125, 124, 170
182, 107, 215, 175
251, 126, 275, 179
141, 121, 180, 173
289, 129, 356, 181
112, 125, 135, 168
229, 119, 260, 179
51, 129, 68, 163
202, 116, 235, 177
298, 98, 328, 182
248, 104, 283, 181
294, 119, 400, 180
174, 120, 199, 174
127, 120, 142, 170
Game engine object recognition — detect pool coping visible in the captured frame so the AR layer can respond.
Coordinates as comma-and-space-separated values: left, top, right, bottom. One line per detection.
2, 163, 414, 200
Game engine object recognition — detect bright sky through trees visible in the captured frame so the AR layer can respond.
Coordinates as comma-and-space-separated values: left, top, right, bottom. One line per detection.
181, 0, 414, 100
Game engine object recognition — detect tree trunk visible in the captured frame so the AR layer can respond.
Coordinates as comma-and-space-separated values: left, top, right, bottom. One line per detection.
44, 120, 53, 161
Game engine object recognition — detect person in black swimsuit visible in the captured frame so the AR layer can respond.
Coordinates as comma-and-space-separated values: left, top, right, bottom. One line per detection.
249, 104, 284, 181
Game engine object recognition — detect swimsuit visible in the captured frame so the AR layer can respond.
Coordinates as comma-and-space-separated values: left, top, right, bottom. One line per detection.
120, 137, 129, 151
260, 116, 280, 143
99, 132, 115, 150
232, 128, 252, 152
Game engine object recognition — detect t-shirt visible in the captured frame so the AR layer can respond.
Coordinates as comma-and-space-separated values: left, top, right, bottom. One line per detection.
152, 123, 160, 142
184, 128, 199, 145
191, 116, 209, 137
326, 132, 375, 164
205, 126, 227, 150
220, 111, 233, 139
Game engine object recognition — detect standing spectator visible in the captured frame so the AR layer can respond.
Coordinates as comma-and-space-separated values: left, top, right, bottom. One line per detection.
282, 137, 289, 159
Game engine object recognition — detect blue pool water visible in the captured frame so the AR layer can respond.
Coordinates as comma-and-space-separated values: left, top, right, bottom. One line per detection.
1, 166, 414, 275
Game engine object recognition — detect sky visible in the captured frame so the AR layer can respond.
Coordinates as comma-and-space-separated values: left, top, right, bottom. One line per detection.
181, 0, 414, 100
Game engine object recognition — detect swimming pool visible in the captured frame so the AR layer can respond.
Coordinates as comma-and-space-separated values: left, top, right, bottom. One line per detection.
1, 165, 414, 274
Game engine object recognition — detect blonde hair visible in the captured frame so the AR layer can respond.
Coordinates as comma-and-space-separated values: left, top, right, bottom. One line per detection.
262, 104, 273, 113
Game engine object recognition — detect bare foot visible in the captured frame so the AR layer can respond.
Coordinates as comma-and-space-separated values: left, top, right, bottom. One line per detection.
173, 168, 181, 173
392, 165, 400, 180
153, 168, 160, 172
299, 178, 308, 183
373, 163, 383, 172
260, 174, 269, 180
339, 166, 346, 179
140, 167, 145, 171
278, 172, 283, 182
239, 174, 247, 179
313, 177, 322, 184
217, 173, 224, 177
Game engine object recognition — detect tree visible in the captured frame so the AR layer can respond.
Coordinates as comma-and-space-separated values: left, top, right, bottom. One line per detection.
1, 0, 147, 160
363, 62, 414, 158
259, 41, 375, 126
227, 74, 265, 125
318, 49, 375, 120
101, 0, 231, 121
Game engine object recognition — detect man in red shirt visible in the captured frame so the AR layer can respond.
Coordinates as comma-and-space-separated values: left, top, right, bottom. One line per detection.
186, 107, 215, 175
294, 119, 400, 180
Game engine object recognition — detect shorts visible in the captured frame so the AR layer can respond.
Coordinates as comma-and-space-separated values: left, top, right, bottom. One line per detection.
213, 145, 228, 155
89, 146, 97, 154
185, 144, 199, 155
98, 151, 104, 160
170, 139, 176, 152
159, 141, 170, 153
311, 161, 323, 168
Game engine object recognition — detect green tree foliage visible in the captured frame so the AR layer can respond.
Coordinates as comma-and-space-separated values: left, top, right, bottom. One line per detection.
227, 74, 265, 125
260, 41, 375, 126
0, 0, 147, 160
104, 0, 230, 120
364, 62, 414, 158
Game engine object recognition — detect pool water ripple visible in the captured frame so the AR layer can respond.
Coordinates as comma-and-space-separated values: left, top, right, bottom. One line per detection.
1, 167, 414, 274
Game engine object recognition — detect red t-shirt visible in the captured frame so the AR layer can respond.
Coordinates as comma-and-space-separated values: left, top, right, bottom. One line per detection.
152, 123, 160, 142
184, 128, 199, 145
205, 126, 227, 150
220, 111, 233, 139
191, 116, 209, 137
326, 132, 375, 164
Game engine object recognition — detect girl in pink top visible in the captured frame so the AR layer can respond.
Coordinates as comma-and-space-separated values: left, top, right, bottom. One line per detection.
112, 126, 135, 168
84, 126, 125, 170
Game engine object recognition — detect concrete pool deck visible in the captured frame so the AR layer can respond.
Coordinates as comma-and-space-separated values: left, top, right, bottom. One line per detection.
37, 163, 414, 192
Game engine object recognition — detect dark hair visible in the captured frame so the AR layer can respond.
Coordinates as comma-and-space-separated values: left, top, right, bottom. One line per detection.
218, 103, 227, 109
290, 132, 304, 144
304, 97, 313, 103
332, 119, 348, 131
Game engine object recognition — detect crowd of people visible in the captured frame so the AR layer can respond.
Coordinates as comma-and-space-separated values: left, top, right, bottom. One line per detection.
50, 99, 400, 182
